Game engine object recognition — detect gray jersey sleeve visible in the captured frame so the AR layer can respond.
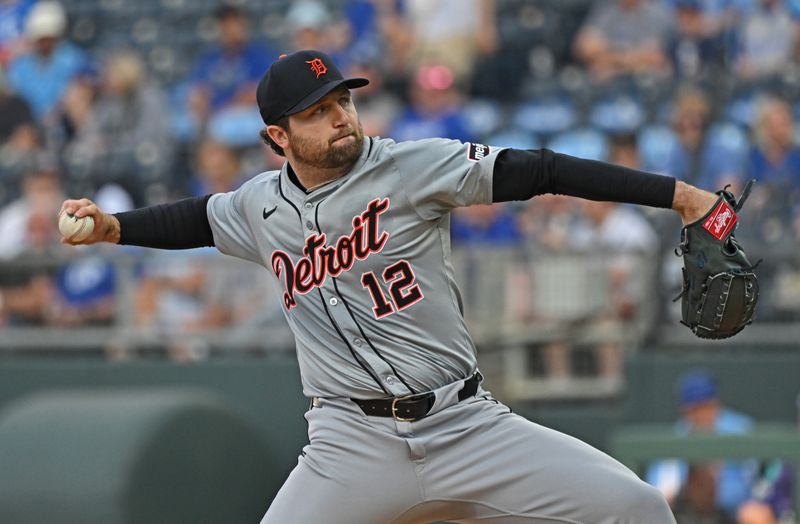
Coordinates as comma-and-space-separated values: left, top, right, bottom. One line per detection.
388, 138, 505, 221
207, 185, 261, 264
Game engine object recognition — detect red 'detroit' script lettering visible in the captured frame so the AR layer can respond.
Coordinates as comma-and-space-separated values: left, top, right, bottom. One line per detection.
272, 198, 390, 310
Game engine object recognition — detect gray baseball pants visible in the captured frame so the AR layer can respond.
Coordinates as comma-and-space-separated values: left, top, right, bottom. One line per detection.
260, 384, 675, 523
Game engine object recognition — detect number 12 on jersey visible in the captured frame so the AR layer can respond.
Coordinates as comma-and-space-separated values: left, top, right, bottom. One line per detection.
361, 260, 424, 319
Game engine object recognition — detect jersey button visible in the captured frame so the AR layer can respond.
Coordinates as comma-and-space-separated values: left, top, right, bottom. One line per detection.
384, 376, 397, 386
353, 338, 363, 347
304, 203, 313, 209
306, 221, 314, 230
329, 297, 338, 306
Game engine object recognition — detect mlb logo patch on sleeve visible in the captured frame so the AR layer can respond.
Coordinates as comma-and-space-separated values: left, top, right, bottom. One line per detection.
467, 143, 490, 161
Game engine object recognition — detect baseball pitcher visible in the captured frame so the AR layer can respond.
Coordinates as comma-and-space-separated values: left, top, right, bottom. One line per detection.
60, 50, 754, 523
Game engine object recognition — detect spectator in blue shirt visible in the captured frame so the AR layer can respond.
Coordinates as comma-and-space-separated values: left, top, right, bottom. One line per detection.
646, 370, 759, 517
574, 0, 673, 82
749, 96, 800, 189
666, 0, 755, 50
737, 460, 795, 524
733, 0, 798, 81
451, 204, 522, 247
737, 96, 800, 251
667, 0, 728, 80
189, 139, 246, 198
0, 0, 36, 64
662, 88, 745, 191
7, 1, 90, 119
185, 5, 274, 128
389, 64, 473, 143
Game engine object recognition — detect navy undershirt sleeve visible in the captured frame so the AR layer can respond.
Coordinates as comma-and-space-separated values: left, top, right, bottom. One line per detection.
113, 195, 215, 249
492, 148, 676, 208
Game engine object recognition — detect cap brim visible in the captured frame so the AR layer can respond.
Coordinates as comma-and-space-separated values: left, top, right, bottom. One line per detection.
284, 77, 369, 117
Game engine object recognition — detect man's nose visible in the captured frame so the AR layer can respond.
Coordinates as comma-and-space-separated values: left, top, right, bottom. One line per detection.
331, 103, 349, 127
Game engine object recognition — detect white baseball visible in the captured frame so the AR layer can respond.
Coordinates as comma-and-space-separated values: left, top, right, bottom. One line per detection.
58, 212, 95, 242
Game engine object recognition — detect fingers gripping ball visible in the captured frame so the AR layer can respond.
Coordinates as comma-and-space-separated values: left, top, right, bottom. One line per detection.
59, 212, 95, 242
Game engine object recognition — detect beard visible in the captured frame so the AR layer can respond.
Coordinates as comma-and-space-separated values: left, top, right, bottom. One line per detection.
289, 121, 365, 169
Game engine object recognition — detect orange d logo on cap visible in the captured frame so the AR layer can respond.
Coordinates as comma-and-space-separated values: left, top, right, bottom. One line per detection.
306, 58, 328, 78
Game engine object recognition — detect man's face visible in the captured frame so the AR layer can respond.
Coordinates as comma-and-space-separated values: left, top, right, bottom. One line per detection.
284, 88, 364, 169
683, 399, 719, 431
218, 15, 248, 49
34, 36, 58, 56
763, 103, 794, 148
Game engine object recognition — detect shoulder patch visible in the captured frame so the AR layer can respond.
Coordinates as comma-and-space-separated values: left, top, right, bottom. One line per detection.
467, 143, 490, 162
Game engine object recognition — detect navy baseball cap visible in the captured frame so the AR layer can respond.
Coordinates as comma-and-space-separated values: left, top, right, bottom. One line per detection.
677, 370, 718, 407
256, 50, 369, 125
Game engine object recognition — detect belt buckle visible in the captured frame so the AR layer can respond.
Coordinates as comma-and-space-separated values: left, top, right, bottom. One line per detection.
391, 396, 417, 422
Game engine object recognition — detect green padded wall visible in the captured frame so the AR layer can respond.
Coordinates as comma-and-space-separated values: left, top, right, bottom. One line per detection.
0, 389, 275, 524
0, 350, 796, 520
499, 349, 800, 452
0, 357, 310, 497
624, 349, 800, 424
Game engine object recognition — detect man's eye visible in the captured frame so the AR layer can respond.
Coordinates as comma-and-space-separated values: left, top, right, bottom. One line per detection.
340, 97, 351, 106
313, 106, 325, 115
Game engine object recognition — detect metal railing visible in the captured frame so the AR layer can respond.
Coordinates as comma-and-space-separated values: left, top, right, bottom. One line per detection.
2, 247, 798, 399
0, 247, 658, 346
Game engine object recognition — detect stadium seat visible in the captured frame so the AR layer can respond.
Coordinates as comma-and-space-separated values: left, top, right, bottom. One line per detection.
588, 94, 647, 135
546, 127, 609, 161
638, 124, 680, 174
726, 90, 761, 129
462, 98, 505, 139
485, 128, 541, 150
513, 94, 577, 139
704, 121, 749, 170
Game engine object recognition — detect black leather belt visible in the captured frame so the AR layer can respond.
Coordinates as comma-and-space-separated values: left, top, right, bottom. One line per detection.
352, 372, 482, 422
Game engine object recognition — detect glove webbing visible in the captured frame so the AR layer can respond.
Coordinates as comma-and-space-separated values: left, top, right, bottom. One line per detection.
681, 270, 758, 337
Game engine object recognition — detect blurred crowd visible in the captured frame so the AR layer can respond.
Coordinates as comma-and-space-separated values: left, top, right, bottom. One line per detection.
648, 369, 797, 524
1, 0, 799, 362
0, 3, 798, 518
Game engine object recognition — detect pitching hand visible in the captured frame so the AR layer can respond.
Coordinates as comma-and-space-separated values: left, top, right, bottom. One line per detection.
58, 198, 121, 245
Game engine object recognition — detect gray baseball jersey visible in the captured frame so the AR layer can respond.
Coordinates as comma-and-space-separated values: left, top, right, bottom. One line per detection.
208, 137, 501, 399
207, 136, 676, 523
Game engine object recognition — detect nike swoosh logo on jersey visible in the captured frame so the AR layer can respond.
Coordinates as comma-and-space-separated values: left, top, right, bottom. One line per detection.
263, 206, 277, 220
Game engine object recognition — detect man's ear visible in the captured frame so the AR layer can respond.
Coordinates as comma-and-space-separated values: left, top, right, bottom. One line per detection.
267, 124, 289, 151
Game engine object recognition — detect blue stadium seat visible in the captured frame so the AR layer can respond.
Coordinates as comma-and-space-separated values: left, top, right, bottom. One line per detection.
588, 94, 647, 135
208, 106, 264, 148
462, 98, 505, 139
726, 90, 761, 129
546, 127, 609, 161
512, 94, 577, 139
637, 124, 680, 174
147, 46, 178, 77
131, 17, 159, 45
702, 121, 749, 180
485, 128, 541, 150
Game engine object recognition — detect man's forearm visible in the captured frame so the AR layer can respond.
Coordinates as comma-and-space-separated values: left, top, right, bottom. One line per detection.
112, 195, 215, 249
492, 148, 676, 208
